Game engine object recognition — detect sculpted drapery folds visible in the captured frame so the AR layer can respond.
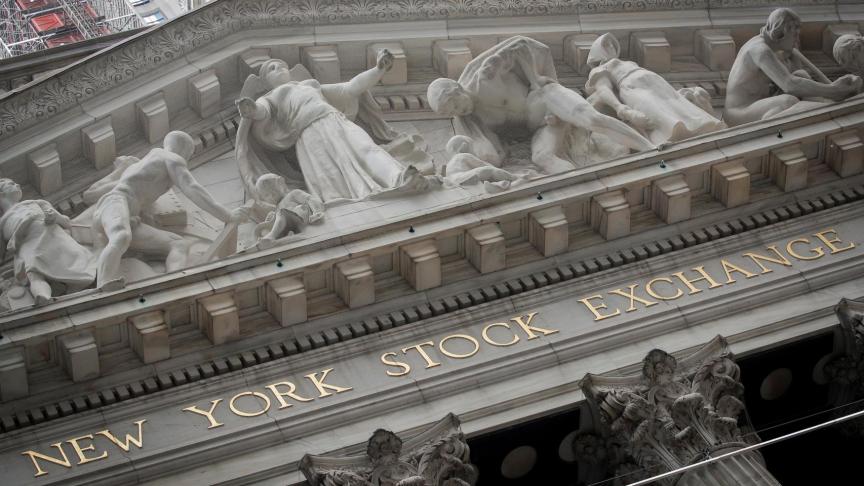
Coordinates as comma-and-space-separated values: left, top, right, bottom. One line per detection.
427, 35, 654, 187
301, 414, 478, 486
580, 337, 780, 486
724, 8, 863, 127
235, 50, 434, 245
584, 33, 726, 145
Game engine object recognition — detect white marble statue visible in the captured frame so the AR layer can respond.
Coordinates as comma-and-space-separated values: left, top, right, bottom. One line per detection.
834, 34, 864, 77
585, 33, 726, 145
427, 36, 654, 174
724, 8, 863, 126
252, 174, 324, 249
441, 135, 527, 193
0, 179, 95, 304
235, 50, 431, 221
85, 131, 250, 291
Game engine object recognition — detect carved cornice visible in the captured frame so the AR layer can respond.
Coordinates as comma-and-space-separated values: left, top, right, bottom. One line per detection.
0, 0, 837, 141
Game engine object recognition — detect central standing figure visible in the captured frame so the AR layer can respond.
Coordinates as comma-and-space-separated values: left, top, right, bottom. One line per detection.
236, 50, 429, 205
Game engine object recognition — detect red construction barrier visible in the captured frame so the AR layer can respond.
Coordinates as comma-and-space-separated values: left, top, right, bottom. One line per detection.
30, 12, 66, 33
14, 0, 56, 13
45, 31, 84, 48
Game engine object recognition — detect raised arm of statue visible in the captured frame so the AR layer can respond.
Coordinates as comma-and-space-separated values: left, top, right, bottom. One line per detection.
341, 49, 393, 97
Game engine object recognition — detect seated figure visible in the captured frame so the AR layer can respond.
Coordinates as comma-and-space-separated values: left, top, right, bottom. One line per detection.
0, 179, 95, 305
584, 33, 726, 145
86, 131, 250, 291
724, 8, 862, 126
427, 36, 654, 174
252, 174, 324, 249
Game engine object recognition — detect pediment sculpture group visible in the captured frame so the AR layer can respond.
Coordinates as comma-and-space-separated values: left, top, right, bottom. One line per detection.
1, 8, 863, 308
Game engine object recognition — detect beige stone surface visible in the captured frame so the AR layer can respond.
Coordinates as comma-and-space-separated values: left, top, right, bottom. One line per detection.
466, 223, 506, 274
335, 257, 375, 308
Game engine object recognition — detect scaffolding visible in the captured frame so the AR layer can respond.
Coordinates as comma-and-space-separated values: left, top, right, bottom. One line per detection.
0, 0, 143, 60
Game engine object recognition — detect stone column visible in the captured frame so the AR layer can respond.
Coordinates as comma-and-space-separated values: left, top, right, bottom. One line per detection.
300, 413, 478, 486
578, 337, 781, 486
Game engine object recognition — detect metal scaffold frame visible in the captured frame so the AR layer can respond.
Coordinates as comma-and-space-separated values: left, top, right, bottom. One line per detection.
0, 0, 143, 60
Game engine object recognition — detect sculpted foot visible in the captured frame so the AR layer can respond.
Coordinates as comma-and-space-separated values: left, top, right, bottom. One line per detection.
33, 294, 50, 306
99, 277, 126, 292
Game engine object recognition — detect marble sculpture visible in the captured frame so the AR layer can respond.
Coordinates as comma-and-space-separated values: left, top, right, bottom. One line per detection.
427, 36, 654, 176
0, 179, 95, 305
834, 34, 864, 77
85, 131, 250, 291
585, 33, 726, 144
235, 49, 433, 245
724, 8, 863, 126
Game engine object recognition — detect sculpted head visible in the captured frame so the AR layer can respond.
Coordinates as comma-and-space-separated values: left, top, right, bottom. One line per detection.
260, 59, 293, 89
163, 131, 196, 161
834, 34, 864, 76
367, 429, 402, 466
761, 8, 801, 50
446, 135, 474, 156
0, 178, 22, 207
642, 349, 677, 385
427, 78, 473, 117
587, 33, 621, 68
254, 173, 290, 204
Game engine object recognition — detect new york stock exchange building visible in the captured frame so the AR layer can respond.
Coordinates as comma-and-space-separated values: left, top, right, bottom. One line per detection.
4, 0, 864, 485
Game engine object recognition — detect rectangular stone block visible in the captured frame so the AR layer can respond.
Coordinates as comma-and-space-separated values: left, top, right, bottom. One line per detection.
826, 131, 864, 177
188, 69, 221, 118
433, 39, 472, 79
711, 160, 750, 208
58, 331, 99, 383
769, 145, 808, 192
27, 144, 62, 196
528, 206, 569, 257
334, 257, 375, 308
197, 292, 239, 345
0, 347, 28, 402
367, 42, 407, 85
630, 31, 671, 73
81, 117, 115, 170
466, 223, 506, 274
400, 240, 442, 291
128, 311, 170, 364
652, 175, 691, 224
266, 275, 307, 326
591, 190, 630, 240
238, 48, 270, 80
564, 34, 599, 75
695, 30, 735, 71
136, 92, 170, 144
301, 45, 341, 83
823, 24, 860, 57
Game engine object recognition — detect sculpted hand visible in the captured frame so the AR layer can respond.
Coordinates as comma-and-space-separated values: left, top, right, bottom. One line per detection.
834, 74, 864, 94
617, 106, 653, 131
236, 98, 265, 120
377, 49, 395, 72
229, 205, 252, 223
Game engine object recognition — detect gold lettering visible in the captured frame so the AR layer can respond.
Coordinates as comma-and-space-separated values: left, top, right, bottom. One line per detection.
644, 277, 684, 300
182, 399, 224, 429
22, 443, 72, 478
266, 382, 314, 408
608, 285, 658, 312
305, 368, 353, 397
380, 352, 412, 377
720, 259, 757, 283
438, 334, 480, 359
402, 342, 442, 369
672, 266, 723, 294
578, 295, 621, 321
66, 434, 108, 465
813, 228, 855, 254
786, 238, 825, 261
95, 420, 146, 452
511, 312, 559, 338
742, 246, 792, 274
228, 391, 271, 417
482, 322, 520, 347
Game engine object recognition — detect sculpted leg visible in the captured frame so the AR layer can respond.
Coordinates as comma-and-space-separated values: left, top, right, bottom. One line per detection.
129, 223, 191, 273
723, 94, 799, 126
531, 124, 577, 173
96, 200, 132, 291
538, 83, 654, 152
27, 271, 51, 305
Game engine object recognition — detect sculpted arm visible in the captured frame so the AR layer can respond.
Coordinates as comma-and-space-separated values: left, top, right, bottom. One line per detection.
756, 46, 859, 100
166, 159, 235, 224
339, 49, 393, 98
